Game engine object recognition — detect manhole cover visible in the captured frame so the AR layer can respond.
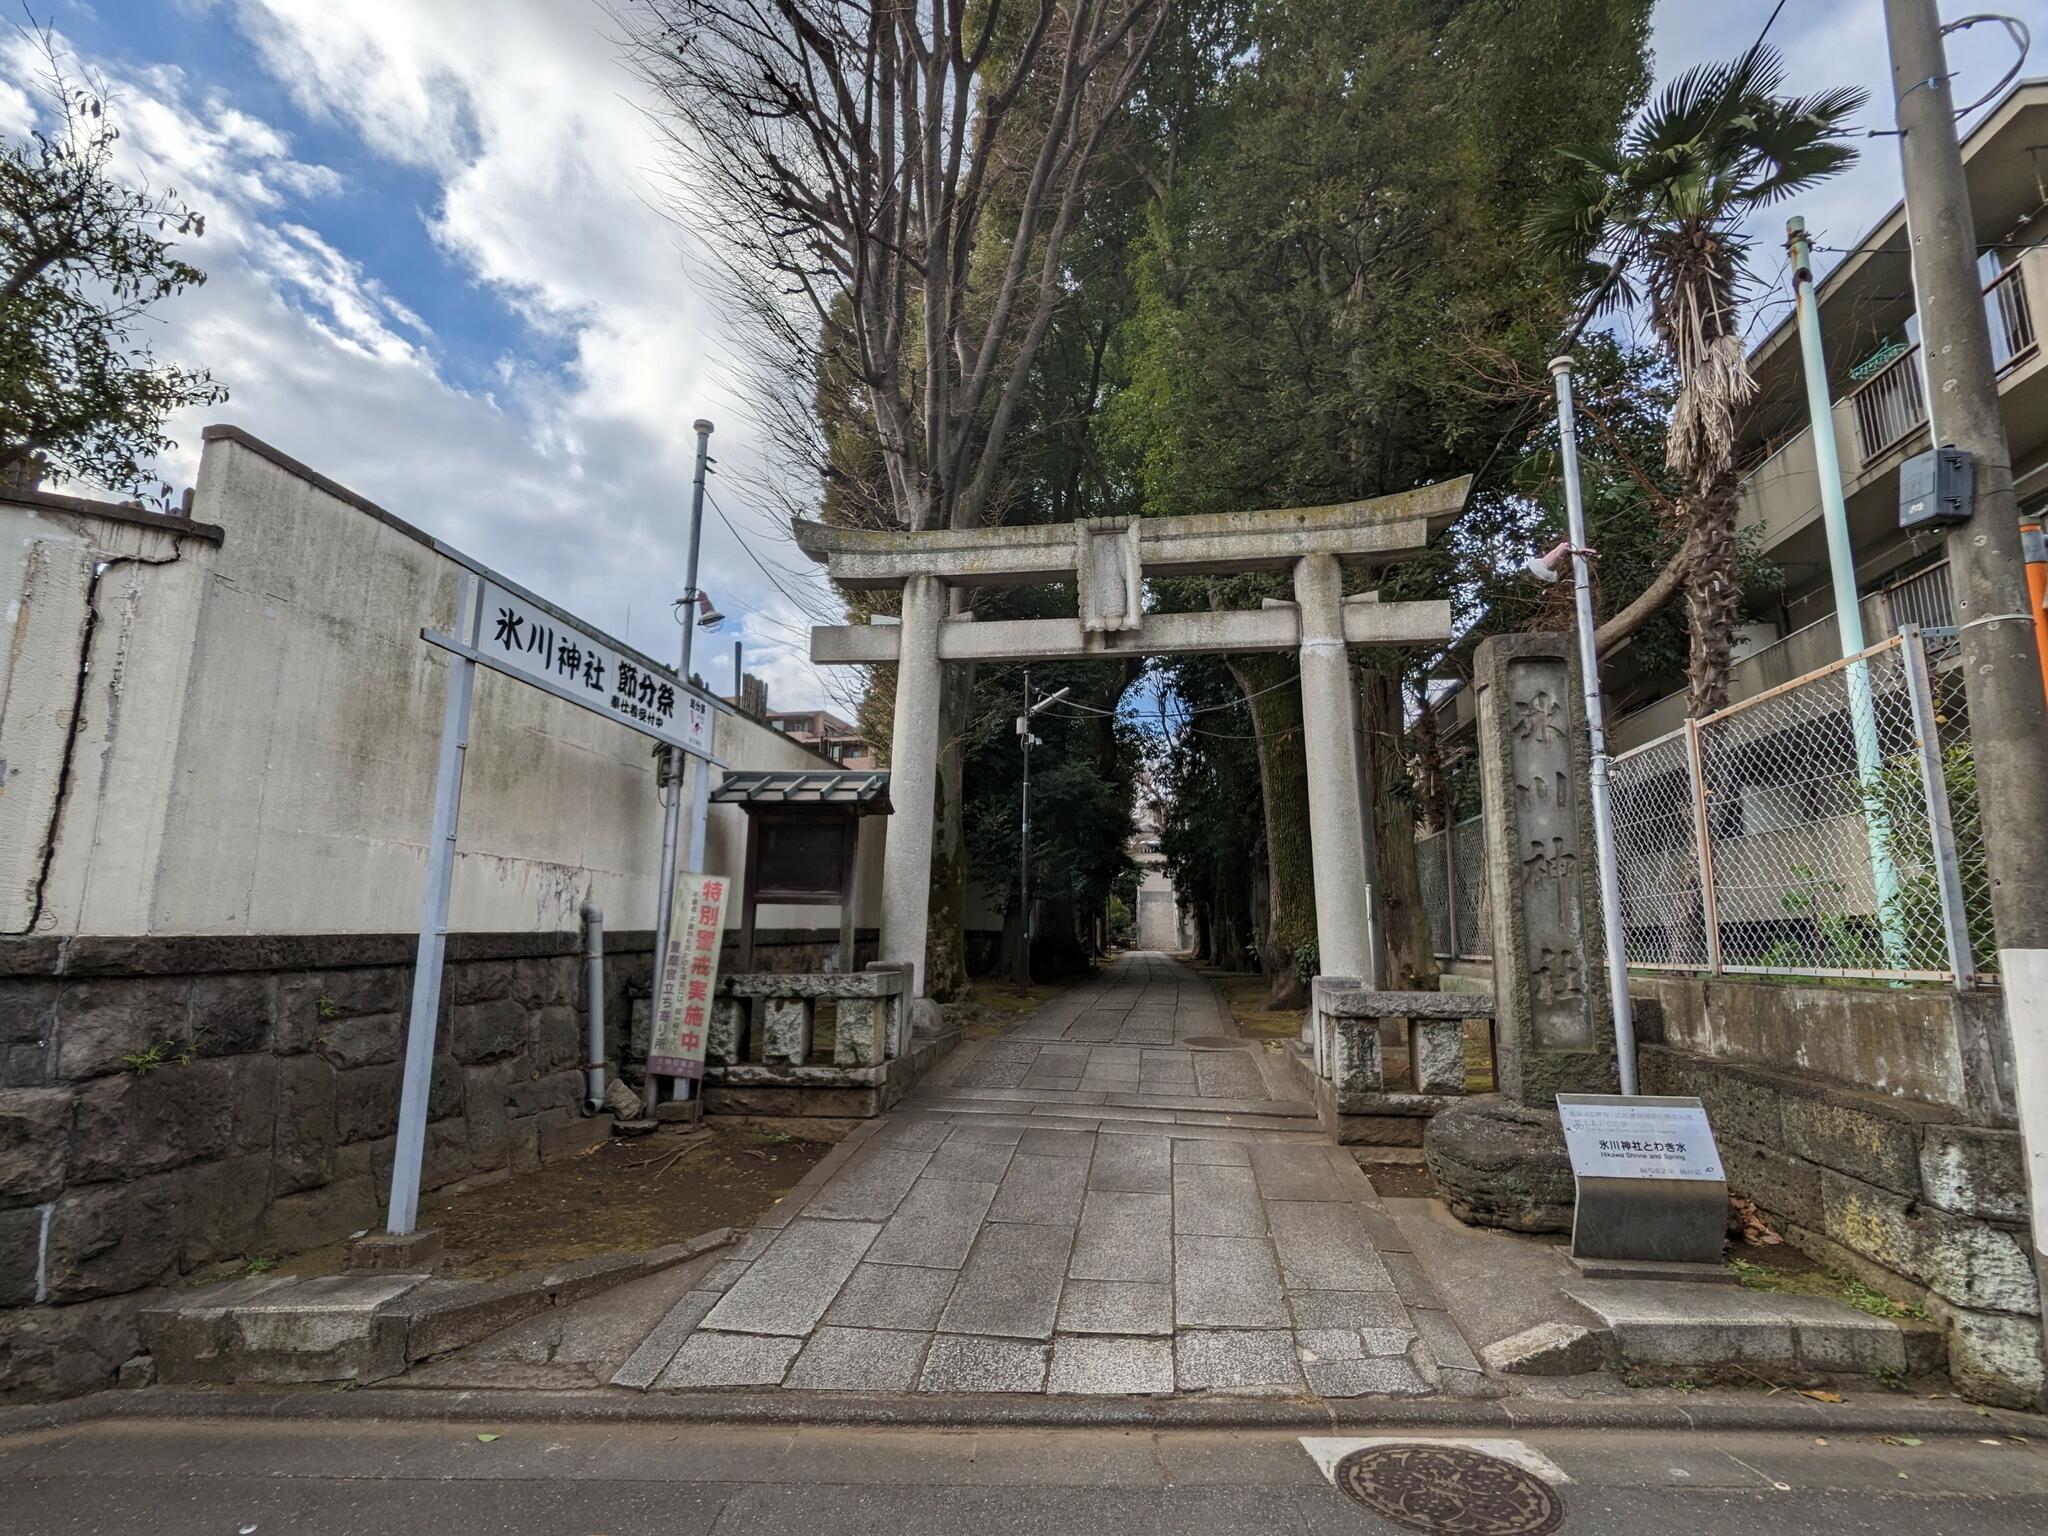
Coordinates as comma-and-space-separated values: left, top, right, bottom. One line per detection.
1333, 1445, 1565, 1535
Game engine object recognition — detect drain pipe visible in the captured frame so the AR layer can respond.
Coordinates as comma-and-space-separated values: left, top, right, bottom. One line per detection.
581, 902, 607, 1115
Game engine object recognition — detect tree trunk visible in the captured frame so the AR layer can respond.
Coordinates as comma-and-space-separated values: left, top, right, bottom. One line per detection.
1359, 667, 1441, 991
999, 895, 1029, 986
1684, 463, 1742, 717
922, 644, 975, 1000
1229, 655, 1315, 1008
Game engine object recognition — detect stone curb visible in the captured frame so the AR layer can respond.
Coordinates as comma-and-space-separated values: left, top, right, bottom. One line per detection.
2, 1383, 2032, 1439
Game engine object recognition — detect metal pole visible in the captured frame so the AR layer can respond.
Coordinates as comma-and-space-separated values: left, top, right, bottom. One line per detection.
387, 572, 483, 1234
1897, 627, 1976, 989
1020, 667, 1032, 980
1549, 356, 1639, 1096
1887, 0, 2048, 1360
1787, 216, 1908, 968
651, 419, 715, 1103
580, 902, 607, 1114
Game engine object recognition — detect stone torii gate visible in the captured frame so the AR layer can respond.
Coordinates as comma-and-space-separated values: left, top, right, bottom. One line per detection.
795, 480, 1468, 999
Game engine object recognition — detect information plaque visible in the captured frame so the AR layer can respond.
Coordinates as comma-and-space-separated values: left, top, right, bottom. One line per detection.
1556, 1093, 1728, 1265
1556, 1094, 1725, 1182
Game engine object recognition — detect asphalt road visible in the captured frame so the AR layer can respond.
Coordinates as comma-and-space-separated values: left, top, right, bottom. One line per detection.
3, 1417, 2045, 1535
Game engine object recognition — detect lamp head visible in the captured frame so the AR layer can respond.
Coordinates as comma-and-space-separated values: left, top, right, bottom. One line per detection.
1521, 540, 1572, 587
695, 591, 725, 630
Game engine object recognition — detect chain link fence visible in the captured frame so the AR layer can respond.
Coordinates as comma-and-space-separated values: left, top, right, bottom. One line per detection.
1608, 627, 1991, 985
1417, 814, 1493, 962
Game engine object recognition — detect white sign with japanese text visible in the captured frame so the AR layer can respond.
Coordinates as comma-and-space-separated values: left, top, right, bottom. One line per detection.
648, 872, 729, 1081
1556, 1093, 1725, 1182
476, 578, 712, 756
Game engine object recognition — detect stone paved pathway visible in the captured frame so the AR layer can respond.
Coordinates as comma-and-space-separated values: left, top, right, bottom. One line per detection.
611, 952, 1482, 1398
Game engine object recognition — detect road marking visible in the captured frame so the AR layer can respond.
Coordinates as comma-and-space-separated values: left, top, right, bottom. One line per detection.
1299, 1436, 1573, 1485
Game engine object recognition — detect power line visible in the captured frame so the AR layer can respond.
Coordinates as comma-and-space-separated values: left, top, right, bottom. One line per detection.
704, 488, 835, 623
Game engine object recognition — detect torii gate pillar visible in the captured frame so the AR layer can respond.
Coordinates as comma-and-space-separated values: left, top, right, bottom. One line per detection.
1294, 552, 1381, 987
878, 573, 946, 994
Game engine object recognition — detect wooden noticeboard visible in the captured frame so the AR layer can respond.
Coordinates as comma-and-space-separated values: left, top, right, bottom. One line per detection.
739, 808, 863, 971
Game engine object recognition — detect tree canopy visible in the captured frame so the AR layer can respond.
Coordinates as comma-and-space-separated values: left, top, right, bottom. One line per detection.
0, 34, 223, 499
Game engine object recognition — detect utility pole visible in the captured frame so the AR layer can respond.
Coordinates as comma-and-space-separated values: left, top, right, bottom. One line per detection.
1885, 0, 2048, 1360
650, 419, 715, 1103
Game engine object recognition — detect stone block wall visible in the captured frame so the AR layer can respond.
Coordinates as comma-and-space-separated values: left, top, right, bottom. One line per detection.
1641, 1039, 2040, 1409
0, 929, 657, 1401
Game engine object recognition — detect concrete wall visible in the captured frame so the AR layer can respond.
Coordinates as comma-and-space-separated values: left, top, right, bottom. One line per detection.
3, 428, 884, 941
1, 492, 221, 936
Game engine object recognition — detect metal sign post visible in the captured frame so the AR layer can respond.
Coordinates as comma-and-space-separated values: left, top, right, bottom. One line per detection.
387, 572, 483, 1236
384, 567, 724, 1236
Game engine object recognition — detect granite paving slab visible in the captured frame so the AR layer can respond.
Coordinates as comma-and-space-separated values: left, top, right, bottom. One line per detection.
1046, 1335, 1175, 1395
1174, 1329, 1307, 1393
917, 1334, 1049, 1393
1017, 1127, 1095, 1158
783, 1326, 930, 1392
657, 1331, 803, 1389
1174, 1234, 1290, 1329
938, 1222, 1073, 1339
822, 1264, 957, 1331
865, 1178, 1000, 1268
1248, 1142, 1351, 1202
1055, 1279, 1173, 1337
1069, 1191, 1173, 1283
1267, 1200, 1396, 1293
1172, 1163, 1267, 1238
987, 1152, 1088, 1225
920, 1136, 1017, 1183
802, 1147, 933, 1221
1087, 1134, 1173, 1193
699, 1219, 880, 1336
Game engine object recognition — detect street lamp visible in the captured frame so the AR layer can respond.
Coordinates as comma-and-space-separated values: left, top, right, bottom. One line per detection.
1016, 672, 1072, 983
1543, 357, 1640, 1096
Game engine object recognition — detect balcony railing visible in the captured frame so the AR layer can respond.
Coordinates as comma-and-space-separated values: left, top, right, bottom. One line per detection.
1849, 343, 1926, 463
1877, 559, 1955, 633
1988, 261, 2037, 373
1846, 261, 2036, 466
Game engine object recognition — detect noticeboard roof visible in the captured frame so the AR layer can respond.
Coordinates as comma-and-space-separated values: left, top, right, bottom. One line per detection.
709, 769, 892, 814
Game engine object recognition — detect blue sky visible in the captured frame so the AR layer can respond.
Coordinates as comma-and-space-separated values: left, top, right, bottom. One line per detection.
10, 0, 2046, 716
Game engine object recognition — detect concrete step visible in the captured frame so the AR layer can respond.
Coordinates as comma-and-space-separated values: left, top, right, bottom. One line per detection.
907, 1096, 1321, 1137
925, 1089, 1318, 1122
1565, 1280, 1944, 1377
140, 1232, 732, 1386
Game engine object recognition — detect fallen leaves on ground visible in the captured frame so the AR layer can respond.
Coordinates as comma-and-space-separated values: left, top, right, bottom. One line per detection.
1798, 1389, 1845, 1404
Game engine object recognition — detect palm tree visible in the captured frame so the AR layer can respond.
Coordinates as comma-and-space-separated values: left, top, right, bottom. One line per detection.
1527, 46, 1864, 715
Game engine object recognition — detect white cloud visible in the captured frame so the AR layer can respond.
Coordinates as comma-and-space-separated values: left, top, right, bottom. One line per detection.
2, 6, 843, 710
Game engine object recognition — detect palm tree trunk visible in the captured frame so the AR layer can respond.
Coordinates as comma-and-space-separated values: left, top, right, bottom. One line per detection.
1684, 463, 1743, 717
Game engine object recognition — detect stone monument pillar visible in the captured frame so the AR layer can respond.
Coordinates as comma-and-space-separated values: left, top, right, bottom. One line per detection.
1424, 632, 1617, 1233
1472, 631, 1618, 1104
